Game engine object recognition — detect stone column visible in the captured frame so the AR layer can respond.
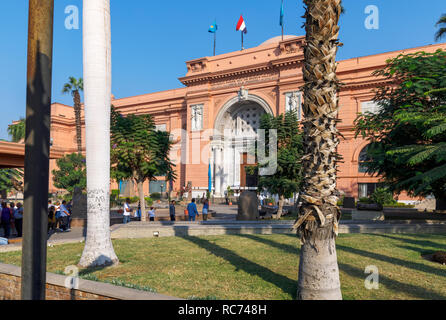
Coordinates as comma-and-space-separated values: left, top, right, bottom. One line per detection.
214, 147, 222, 197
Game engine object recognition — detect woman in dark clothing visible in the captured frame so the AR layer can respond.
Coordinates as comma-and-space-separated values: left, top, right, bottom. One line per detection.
169, 200, 176, 222
1, 202, 11, 238
14, 203, 23, 237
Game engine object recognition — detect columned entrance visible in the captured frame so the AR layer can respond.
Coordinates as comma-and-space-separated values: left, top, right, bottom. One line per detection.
212, 92, 273, 196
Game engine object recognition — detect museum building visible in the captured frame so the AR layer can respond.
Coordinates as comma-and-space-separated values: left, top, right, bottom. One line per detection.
43, 36, 446, 200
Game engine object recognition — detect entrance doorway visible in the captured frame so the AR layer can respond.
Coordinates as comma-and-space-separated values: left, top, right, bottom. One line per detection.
240, 153, 258, 188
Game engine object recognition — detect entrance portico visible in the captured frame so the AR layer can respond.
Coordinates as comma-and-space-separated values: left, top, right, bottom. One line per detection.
211, 91, 273, 197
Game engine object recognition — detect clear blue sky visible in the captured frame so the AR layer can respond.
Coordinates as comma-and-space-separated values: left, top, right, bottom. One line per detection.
0, 0, 444, 140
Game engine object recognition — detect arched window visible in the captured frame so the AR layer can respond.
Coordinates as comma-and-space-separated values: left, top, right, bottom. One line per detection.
358, 145, 371, 173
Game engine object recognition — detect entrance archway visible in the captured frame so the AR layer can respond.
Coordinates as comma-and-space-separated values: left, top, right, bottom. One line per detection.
212, 93, 273, 196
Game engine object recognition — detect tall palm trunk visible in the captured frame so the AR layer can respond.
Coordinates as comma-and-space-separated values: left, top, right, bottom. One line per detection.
73, 90, 83, 153
79, 0, 118, 268
137, 179, 147, 222
277, 195, 285, 219
294, 0, 343, 300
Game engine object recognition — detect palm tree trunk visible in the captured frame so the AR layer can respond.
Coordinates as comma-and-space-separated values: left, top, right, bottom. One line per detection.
73, 91, 83, 153
137, 180, 147, 222
79, 0, 118, 268
295, 0, 343, 300
277, 194, 285, 219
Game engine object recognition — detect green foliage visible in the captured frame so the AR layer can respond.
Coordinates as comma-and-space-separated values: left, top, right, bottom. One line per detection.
150, 192, 161, 200
110, 106, 176, 195
370, 188, 397, 206
355, 50, 446, 201
0, 169, 23, 194
7, 119, 25, 143
62, 77, 83, 96
255, 110, 303, 199
145, 197, 153, 206
52, 153, 86, 195
358, 197, 373, 204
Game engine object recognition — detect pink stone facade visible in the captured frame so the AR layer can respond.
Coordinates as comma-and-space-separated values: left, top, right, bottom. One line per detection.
43, 36, 446, 201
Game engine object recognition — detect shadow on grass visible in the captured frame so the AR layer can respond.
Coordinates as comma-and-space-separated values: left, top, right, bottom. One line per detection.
338, 262, 446, 300
236, 234, 300, 256
336, 244, 446, 278
182, 236, 297, 299
368, 233, 446, 251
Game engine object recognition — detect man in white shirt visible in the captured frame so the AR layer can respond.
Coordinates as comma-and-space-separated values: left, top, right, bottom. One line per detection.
123, 198, 132, 224
148, 207, 156, 222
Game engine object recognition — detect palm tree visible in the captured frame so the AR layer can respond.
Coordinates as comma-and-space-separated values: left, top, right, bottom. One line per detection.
62, 77, 84, 153
79, 0, 118, 268
435, 14, 446, 41
7, 118, 25, 143
293, 0, 343, 300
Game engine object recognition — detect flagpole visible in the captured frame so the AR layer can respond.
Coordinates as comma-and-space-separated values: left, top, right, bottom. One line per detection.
241, 32, 244, 51
214, 32, 216, 56
281, 0, 284, 41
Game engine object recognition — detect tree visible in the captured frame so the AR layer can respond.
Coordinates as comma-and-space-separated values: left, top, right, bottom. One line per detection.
293, 0, 343, 300
52, 153, 86, 195
110, 107, 176, 221
253, 110, 303, 218
62, 77, 84, 153
0, 169, 23, 197
355, 50, 446, 208
79, 0, 118, 268
8, 119, 25, 143
435, 14, 446, 42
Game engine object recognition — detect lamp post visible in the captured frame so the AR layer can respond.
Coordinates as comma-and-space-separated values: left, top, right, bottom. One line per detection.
21, 0, 54, 300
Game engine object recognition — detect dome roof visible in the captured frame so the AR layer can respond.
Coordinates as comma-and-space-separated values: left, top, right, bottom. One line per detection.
260, 35, 298, 46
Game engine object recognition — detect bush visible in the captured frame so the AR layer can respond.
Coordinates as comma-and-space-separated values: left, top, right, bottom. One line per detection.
151, 193, 161, 200
337, 196, 345, 206
371, 188, 397, 206
358, 197, 373, 204
145, 197, 153, 206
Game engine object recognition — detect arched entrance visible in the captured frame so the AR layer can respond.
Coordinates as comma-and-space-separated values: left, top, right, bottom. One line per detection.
212, 92, 273, 196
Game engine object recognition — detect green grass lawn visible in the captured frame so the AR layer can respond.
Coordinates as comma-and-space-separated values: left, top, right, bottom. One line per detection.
0, 233, 445, 300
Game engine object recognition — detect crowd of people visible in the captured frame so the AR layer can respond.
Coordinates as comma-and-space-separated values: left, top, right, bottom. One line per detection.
47, 200, 72, 234
0, 201, 23, 238
122, 197, 210, 224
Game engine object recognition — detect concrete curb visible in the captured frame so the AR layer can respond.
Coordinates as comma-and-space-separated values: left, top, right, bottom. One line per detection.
0, 263, 182, 300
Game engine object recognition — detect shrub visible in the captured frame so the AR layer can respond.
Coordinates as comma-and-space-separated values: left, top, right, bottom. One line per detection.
151, 193, 161, 200
358, 197, 373, 204
371, 188, 397, 206
145, 197, 153, 206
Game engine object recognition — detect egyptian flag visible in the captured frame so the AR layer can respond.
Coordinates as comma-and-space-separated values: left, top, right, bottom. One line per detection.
236, 15, 248, 34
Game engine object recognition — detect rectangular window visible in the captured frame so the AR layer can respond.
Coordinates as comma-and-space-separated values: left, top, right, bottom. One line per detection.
155, 124, 167, 132
358, 183, 385, 199
361, 101, 382, 115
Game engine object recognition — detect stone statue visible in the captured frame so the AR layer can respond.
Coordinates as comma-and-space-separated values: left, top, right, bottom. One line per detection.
238, 86, 249, 101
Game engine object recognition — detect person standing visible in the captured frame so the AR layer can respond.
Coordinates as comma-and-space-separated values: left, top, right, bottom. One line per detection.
123, 198, 132, 224
59, 201, 70, 232
186, 199, 199, 222
55, 201, 61, 230
169, 200, 176, 222
14, 202, 23, 237
9, 202, 16, 237
1, 202, 11, 238
202, 199, 209, 221
48, 205, 56, 234
148, 207, 156, 222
